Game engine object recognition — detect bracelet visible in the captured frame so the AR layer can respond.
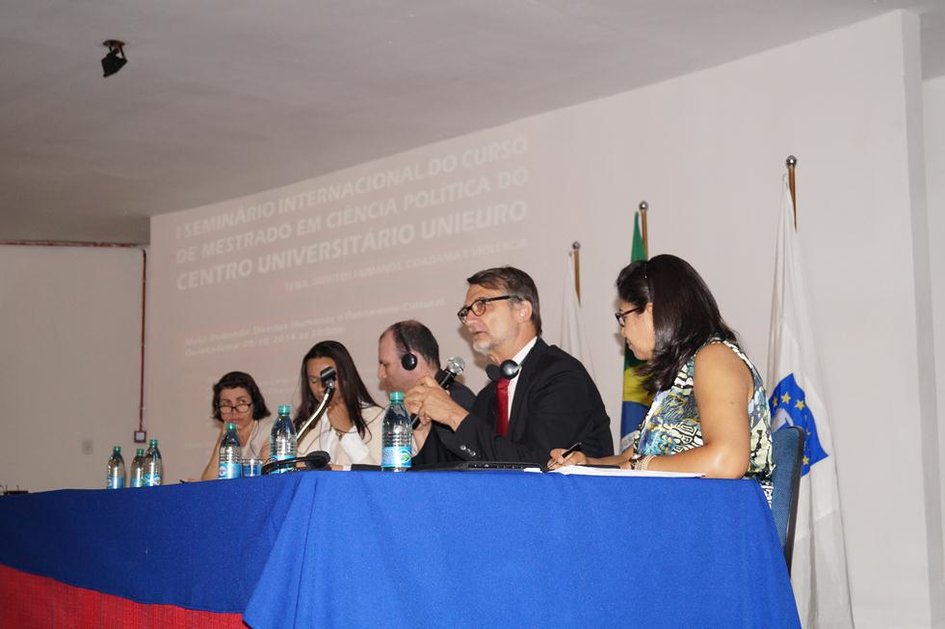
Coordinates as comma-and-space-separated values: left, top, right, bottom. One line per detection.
633, 455, 655, 471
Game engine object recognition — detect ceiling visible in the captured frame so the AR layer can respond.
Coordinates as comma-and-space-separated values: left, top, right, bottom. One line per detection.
2, 0, 943, 245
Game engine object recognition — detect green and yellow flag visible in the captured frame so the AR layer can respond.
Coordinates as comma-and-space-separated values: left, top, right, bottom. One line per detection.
619, 211, 652, 450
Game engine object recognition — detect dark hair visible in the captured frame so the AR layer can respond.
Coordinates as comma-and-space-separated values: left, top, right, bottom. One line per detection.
211, 371, 271, 421
382, 320, 441, 369
296, 340, 378, 438
466, 266, 542, 336
616, 254, 737, 393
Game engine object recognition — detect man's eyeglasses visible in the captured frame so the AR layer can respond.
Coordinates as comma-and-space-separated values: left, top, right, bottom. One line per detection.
614, 307, 641, 327
457, 295, 514, 324
218, 402, 252, 414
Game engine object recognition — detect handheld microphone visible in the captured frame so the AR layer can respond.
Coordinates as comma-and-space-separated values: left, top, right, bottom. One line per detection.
410, 356, 465, 429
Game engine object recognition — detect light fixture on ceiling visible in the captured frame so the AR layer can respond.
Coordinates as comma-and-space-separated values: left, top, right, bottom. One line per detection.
101, 39, 127, 77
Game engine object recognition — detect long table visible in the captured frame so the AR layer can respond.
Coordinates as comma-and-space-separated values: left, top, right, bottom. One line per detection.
0, 471, 799, 627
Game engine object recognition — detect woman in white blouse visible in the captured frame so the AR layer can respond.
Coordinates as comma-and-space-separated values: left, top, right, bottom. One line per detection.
295, 340, 384, 468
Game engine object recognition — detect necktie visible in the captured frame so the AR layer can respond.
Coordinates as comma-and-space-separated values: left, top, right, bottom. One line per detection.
496, 378, 510, 437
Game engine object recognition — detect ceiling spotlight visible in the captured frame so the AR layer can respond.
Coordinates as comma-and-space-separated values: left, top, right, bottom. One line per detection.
101, 39, 127, 77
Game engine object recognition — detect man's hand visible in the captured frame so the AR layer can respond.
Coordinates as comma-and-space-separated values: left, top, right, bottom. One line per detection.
404, 376, 468, 431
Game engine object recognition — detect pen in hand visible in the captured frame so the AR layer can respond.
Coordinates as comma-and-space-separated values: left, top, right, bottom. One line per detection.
558, 442, 582, 463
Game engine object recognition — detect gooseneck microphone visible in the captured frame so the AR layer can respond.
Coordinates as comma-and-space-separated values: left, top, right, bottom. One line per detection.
263, 366, 338, 475
410, 356, 465, 429
296, 366, 337, 443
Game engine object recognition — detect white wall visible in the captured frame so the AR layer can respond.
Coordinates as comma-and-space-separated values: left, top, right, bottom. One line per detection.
0, 245, 143, 492
924, 73, 945, 628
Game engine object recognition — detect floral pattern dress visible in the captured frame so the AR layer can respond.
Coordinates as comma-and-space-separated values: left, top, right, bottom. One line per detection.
633, 339, 774, 501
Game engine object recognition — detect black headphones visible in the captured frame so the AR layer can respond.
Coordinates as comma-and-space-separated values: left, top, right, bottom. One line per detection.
393, 323, 418, 371
486, 359, 520, 382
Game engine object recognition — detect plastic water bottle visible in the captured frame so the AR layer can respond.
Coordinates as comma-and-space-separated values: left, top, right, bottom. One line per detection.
130, 448, 146, 488
143, 438, 163, 486
218, 422, 242, 479
381, 391, 412, 471
269, 404, 297, 473
106, 446, 125, 489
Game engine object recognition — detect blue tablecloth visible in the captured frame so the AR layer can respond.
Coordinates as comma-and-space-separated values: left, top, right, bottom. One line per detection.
0, 471, 798, 627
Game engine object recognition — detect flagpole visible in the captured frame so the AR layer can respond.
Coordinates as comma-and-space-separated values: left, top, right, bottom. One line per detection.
769, 154, 855, 625
571, 241, 581, 304
639, 201, 649, 258
786, 155, 797, 231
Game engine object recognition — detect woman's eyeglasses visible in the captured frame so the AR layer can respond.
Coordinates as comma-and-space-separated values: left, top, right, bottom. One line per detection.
614, 307, 641, 326
218, 402, 252, 414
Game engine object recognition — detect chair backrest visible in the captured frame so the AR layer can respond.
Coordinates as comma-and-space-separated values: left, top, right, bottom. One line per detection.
771, 425, 805, 574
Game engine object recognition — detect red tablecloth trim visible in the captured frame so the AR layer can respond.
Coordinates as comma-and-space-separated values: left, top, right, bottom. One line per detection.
0, 564, 245, 628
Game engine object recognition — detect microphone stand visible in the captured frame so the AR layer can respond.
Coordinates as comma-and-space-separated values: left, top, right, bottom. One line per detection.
296, 381, 335, 444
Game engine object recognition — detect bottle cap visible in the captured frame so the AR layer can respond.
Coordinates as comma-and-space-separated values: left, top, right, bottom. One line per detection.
389, 391, 404, 403
149, 438, 158, 446
278, 404, 291, 415
113, 445, 121, 453
136, 448, 144, 456
226, 422, 236, 430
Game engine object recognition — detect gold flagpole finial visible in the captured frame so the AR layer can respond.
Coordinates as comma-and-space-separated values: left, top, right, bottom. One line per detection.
786, 155, 798, 230
570, 241, 581, 303
638, 201, 649, 259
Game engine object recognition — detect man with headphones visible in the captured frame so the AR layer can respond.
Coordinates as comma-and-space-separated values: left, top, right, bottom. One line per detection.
377, 320, 476, 410
405, 266, 613, 465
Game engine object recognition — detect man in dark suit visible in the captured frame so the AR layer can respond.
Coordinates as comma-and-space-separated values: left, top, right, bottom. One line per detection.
406, 266, 613, 464
377, 319, 475, 410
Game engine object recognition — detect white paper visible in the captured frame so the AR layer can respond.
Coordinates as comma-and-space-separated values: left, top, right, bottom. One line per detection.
547, 465, 703, 478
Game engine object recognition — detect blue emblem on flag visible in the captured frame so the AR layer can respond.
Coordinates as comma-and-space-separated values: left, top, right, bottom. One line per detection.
768, 373, 828, 475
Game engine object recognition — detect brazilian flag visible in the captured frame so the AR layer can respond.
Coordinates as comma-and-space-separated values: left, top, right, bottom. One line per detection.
619, 212, 653, 450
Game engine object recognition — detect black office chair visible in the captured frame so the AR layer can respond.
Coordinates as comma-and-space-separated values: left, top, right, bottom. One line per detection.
771, 425, 805, 574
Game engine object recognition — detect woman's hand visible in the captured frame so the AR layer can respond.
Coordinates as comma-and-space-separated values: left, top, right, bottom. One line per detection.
546, 448, 588, 470
199, 422, 228, 481
547, 447, 636, 471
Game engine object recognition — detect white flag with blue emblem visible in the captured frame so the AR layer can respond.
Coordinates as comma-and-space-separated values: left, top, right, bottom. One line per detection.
767, 175, 853, 628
